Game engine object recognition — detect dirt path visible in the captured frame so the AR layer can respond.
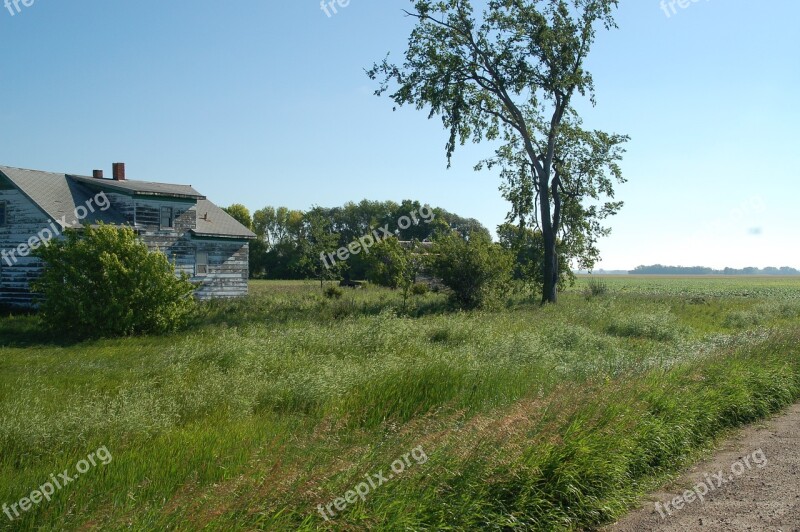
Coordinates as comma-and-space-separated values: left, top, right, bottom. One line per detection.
610, 403, 800, 532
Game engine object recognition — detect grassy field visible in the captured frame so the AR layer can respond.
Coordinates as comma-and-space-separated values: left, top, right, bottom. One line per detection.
1, 277, 799, 530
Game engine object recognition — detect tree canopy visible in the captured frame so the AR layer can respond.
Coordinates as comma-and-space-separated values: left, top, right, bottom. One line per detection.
240, 199, 489, 281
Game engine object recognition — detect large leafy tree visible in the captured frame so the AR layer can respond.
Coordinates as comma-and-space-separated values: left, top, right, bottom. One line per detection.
298, 207, 346, 287
368, 0, 627, 303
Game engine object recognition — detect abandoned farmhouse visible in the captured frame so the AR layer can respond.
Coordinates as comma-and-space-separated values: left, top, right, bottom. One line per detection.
0, 163, 255, 308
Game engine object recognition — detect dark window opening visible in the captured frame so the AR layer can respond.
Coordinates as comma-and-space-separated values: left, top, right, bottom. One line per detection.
160, 207, 174, 229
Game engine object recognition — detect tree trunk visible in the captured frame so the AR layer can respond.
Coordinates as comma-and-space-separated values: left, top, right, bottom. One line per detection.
537, 162, 559, 305
541, 229, 558, 304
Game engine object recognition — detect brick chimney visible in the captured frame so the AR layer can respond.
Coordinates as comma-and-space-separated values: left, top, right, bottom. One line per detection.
92, 169, 104, 179
112, 162, 126, 181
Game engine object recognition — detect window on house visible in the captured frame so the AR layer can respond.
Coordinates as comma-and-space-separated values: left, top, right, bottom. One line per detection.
0, 201, 7, 226
160, 207, 174, 229
196, 251, 208, 276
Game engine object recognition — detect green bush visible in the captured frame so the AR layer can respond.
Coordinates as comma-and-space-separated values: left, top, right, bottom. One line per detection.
323, 285, 344, 299
411, 282, 429, 296
364, 238, 414, 289
32, 224, 196, 337
428, 232, 512, 309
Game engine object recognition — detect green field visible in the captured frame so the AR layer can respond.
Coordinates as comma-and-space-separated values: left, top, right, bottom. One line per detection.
1, 277, 799, 530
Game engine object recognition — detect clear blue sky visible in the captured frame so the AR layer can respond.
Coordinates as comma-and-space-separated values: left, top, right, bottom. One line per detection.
1, 0, 798, 269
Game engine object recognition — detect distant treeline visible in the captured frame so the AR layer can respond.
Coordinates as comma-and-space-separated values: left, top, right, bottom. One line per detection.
630, 265, 800, 276
223, 200, 490, 280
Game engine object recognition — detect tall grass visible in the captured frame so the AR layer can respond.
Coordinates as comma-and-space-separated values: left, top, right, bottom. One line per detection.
0, 278, 799, 530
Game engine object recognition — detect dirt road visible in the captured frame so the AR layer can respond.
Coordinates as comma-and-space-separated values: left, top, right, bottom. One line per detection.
611, 403, 800, 531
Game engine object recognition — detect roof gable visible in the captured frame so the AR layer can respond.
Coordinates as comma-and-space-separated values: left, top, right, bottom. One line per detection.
191, 199, 256, 240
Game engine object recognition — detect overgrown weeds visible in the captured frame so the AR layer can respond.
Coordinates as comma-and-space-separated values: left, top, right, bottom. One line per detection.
1, 278, 799, 530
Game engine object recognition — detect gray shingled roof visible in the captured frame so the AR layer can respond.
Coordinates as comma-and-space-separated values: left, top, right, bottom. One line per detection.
0, 166, 128, 227
70, 174, 205, 199
191, 199, 256, 239
0, 165, 254, 239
